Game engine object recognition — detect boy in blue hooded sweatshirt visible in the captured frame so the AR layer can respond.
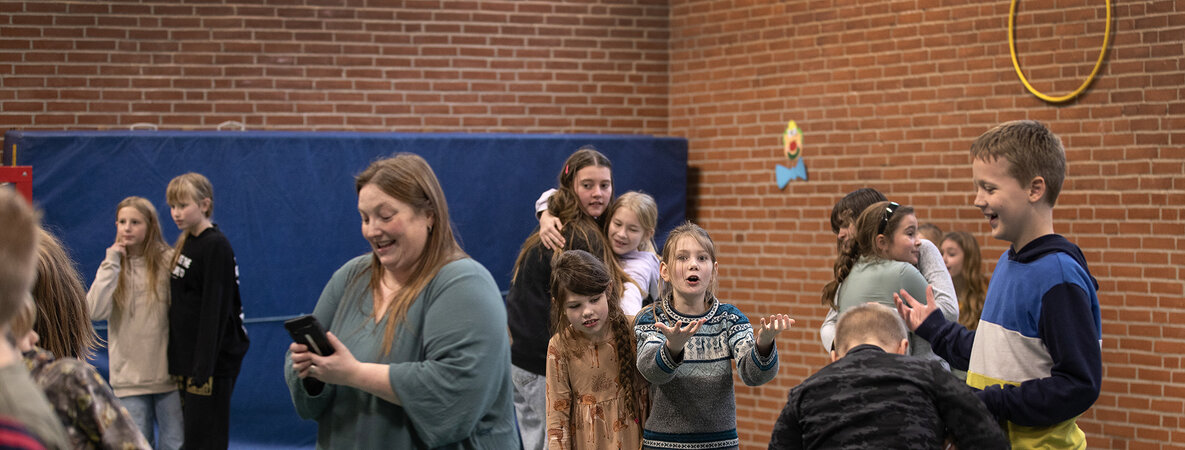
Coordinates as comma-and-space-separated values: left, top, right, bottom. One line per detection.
895, 120, 1101, 449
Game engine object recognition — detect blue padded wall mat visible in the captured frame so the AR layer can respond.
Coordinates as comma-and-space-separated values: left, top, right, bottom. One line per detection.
5, 130, 687, 448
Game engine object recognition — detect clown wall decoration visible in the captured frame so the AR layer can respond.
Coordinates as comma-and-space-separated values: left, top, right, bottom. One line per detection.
775, 120, 807, 188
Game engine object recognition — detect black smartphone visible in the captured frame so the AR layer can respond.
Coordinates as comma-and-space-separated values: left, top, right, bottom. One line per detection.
284, 315, 335, 356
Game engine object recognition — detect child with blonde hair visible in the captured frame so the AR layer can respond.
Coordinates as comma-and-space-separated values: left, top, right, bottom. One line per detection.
166, 173, 249, 449
86, 196, 182, 449
602, 191, 661, 314
634, 222, 792, 449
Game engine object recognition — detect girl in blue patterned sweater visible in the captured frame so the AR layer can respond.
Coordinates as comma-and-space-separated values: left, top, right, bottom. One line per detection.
633, 222, 793, 450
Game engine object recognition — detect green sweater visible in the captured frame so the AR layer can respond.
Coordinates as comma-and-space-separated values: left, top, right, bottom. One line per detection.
285, 256, 519, 449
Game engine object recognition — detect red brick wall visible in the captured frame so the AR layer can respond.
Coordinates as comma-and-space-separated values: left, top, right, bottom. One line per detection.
667, 0, 1184, 448
3, 1, 1183, 449
0, 0, 669, 133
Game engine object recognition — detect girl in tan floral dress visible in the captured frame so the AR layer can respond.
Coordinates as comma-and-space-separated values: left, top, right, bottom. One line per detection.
545, 250, 647, 450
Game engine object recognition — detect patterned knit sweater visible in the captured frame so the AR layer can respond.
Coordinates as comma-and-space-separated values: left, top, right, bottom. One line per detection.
634, 297, 778, 449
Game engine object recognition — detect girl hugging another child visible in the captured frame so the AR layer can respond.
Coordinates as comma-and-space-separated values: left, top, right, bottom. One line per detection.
634, 222, 793, 450
536, 189, 662, 315
823, 201, 947, 366
545, 250, 648, 450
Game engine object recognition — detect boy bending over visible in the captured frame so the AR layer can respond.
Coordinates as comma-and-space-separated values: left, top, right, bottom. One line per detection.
769, 303, 1006, 449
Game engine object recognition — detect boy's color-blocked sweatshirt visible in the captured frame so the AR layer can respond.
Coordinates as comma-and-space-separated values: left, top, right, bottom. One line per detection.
917, 234, 1101, 449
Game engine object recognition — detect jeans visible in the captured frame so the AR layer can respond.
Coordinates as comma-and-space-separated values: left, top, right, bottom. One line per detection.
120, 391, 183, 450
511, 365, 547, 450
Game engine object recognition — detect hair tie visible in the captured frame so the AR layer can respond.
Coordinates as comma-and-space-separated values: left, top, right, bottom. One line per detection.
564, 164, 569, 175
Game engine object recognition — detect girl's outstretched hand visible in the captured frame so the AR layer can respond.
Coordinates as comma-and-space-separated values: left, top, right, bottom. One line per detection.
894, 284, 937, 331
656, 318, 706, 356
538, 210, 566, 251
757, 314, 795, 348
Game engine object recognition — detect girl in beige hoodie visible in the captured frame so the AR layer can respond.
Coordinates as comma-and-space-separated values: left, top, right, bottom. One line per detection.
86, 196, 182, 450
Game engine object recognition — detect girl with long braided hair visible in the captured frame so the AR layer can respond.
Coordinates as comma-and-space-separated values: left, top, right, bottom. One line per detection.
545, 249, 647, 450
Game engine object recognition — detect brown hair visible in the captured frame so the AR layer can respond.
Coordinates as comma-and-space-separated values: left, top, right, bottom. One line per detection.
942, 231, 989, 330
512, 146, 624, 297
834, 303, 908, 356
9, 294, 37, 342
549, 145, 614, 223
821, 201, 916, 309
969, 120, 1066, 206
0, 188, 39, 327
548, 250, 641, 422
34, 227, 100, 359
113, 197, 172, 309
830, 188, 887, 234
166, 172, 215, 270
355, 153, 466, 356
917, 223, 943, 244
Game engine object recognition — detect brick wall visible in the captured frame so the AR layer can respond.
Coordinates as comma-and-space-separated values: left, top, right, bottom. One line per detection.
667, 0, 1184, 448
0, 0, 669, 133
2, 1, 1183, 448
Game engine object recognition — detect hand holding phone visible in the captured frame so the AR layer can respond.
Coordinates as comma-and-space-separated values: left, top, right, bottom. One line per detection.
284, 315, 335, 356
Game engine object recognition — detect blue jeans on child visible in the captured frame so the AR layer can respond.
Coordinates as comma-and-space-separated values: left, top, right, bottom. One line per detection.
120, 390, 183, 450
511, 365, 547, 450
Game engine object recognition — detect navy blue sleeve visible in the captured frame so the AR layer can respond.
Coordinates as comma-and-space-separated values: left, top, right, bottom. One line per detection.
976, 283, 1102, 426
913, 310, 975, 371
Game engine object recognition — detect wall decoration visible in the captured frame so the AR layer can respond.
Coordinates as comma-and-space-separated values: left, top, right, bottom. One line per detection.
776, 120, 807, 188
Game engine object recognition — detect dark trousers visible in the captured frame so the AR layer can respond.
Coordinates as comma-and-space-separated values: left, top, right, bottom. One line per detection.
179, 375, 237, 450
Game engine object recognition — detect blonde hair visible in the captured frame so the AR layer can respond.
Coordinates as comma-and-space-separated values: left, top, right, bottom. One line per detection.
645, 222, 718, 321
603, 191, 658, 253
34, 227, 100, 359
834, 303, 908, 355
354, 153, 466, 356
0, 188, 39, 327
113, 197, 172, 309
167, 173, 215, 270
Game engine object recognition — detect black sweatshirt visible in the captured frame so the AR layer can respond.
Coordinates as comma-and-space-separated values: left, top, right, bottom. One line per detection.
168, 225, 249, 379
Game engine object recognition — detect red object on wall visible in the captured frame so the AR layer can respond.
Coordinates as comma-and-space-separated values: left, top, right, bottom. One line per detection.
0, 166, 32, 204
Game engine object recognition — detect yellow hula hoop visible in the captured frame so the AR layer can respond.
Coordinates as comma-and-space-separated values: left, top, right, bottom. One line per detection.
1008, 0, 1112, 103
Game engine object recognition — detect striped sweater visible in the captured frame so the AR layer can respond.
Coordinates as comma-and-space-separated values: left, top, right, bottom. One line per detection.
634, 297, 778, 450
916, 234, 1102, 449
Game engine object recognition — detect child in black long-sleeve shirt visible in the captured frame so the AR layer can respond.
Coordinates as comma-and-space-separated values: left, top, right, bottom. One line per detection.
167, 173, 250, 449
769, 303, 1006, 449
